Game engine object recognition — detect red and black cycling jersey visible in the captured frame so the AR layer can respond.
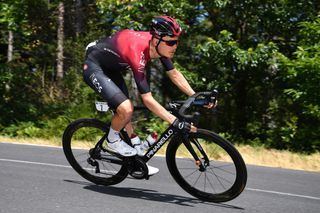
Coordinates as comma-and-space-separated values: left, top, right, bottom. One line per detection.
86, 29, 174, 94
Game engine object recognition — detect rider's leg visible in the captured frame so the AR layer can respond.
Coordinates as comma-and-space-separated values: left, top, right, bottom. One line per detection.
107, 99, 137, 156
83, 60, 137, 156
124, 122, 134, 137
108, 99, 133, 141
109, 96, 159, 174
110, 100, 133, 132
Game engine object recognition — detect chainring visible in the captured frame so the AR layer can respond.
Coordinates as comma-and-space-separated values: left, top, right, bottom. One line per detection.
126, 156, 149, 180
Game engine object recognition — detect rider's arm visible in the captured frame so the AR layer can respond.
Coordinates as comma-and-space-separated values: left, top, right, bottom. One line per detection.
166, 68, 195, 97
141, 92, 176, 124
141, 92, 197, 132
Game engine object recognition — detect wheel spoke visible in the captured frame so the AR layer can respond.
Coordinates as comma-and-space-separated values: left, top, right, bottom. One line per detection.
192, 172, 202, 186
208, 167, 232, 189
205, 172, 217, 193
183, 168, 199, 179
211, 164, 236, 175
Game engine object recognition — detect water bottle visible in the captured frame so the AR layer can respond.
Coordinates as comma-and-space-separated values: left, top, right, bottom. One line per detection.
142, 132, 158, 150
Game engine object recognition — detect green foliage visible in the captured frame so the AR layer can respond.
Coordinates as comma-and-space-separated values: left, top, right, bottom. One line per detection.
196, 30, 281, 134
273, 17, 320, 152
0, 62, 42, 124
0, 0, 319, 153
0, 0, 28, 31
1, 121, 41, 137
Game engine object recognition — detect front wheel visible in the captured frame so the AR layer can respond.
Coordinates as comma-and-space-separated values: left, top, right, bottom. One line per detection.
62, 118, 128, 185
166, 129, 247, 202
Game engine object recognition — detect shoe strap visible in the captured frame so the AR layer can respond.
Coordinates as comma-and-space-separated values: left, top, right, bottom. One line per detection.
106, 138, 119, 144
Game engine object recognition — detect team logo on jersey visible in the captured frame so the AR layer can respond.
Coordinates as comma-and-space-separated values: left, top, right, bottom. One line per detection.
138, 52, 146, 73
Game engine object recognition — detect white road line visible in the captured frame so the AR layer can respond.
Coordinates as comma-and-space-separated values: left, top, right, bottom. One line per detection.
0, 158, 72, 169
0, 158, 117, 175
246, 188, 320, 201
0, 141, 62, 148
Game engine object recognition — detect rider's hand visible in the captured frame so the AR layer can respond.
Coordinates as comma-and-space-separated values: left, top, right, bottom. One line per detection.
173, 119, 196, 133
190, 124, 197, 133
204, 100, 218, 109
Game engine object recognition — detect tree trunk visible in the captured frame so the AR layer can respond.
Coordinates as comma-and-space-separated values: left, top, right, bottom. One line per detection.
56, 2, 64, 80
75, 0, 84, 36
7, 30, 13, 62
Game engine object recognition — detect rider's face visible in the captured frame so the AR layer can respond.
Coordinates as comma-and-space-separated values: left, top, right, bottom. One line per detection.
156, 36, 179, 58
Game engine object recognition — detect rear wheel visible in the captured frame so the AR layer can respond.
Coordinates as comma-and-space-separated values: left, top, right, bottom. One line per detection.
62, 118, 128, 185
166, 129, 247, 202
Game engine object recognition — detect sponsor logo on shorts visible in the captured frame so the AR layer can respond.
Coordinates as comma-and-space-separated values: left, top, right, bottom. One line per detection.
89, 73, 103, 93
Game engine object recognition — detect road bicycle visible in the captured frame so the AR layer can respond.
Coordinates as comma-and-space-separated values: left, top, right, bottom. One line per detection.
62, 90, 247, 202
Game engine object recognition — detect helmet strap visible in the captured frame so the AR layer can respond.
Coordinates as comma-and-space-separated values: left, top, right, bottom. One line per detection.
155, 36, 165, 57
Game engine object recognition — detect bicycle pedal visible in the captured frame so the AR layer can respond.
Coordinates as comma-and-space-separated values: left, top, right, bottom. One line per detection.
87, 158, 100, 173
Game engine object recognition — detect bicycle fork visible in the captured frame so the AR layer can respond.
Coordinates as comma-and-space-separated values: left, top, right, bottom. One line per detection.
181, 134, 209, 171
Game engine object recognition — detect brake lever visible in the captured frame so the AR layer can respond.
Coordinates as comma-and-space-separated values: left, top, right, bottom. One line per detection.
207, 89, 218, 106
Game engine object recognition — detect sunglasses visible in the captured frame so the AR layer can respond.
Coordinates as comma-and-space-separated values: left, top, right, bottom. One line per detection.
160, 38, 179, 46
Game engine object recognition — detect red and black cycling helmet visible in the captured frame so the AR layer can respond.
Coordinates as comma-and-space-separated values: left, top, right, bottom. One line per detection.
150, 16, 182, 37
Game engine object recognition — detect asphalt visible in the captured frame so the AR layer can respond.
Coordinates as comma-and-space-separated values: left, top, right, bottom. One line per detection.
0, 142, 319, 213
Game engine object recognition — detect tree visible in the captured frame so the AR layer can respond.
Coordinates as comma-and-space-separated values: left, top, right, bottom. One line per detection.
0, 0, 319, 152
75, 0, 84, 36
56, 2, 64, 80
0, 0, 28, 62
273, 17, 320, 152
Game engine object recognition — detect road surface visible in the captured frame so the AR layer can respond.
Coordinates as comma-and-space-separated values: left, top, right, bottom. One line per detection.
0, 142, 319, 213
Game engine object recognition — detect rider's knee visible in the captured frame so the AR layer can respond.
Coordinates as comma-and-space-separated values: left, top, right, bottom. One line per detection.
116, 100, 133, 121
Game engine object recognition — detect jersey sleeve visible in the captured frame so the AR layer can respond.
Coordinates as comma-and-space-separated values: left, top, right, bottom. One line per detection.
160, 57, 174, 71
132, 70, 150, 94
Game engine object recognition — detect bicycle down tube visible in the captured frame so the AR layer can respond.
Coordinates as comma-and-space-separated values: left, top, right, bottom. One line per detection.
141, 125, 203, 169
142, 125, 176, 162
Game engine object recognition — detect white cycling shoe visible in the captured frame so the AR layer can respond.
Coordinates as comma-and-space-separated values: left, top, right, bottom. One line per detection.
147, 164, 159, 176
107, 139, 137, 156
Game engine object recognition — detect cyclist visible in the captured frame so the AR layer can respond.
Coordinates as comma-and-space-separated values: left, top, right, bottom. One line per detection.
83, 16, 214, 175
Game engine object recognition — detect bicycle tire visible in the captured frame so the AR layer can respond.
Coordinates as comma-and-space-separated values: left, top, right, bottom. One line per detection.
166, 129, 247, 202
63, 118, 128, 185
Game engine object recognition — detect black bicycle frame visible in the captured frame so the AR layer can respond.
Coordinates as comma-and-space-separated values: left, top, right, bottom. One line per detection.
142, 125, 204, 169
96, 124, 204, 169
94, 126, 176, 164
142, 125, 176, 162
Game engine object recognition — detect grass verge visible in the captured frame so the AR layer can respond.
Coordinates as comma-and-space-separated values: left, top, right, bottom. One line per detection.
1, 136, 319, 172
237, 145, 320, 172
